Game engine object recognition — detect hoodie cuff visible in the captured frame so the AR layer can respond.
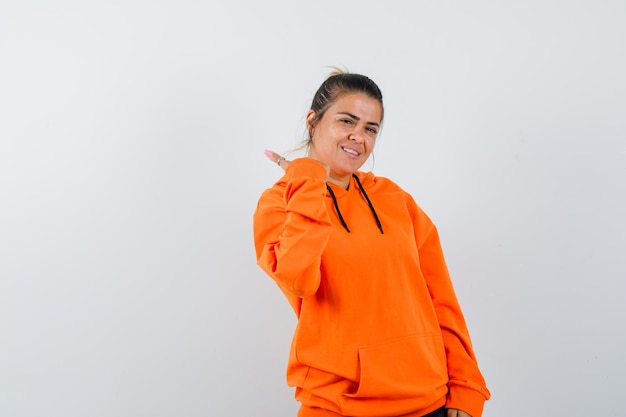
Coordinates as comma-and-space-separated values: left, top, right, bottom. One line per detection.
446, 384, 488, 417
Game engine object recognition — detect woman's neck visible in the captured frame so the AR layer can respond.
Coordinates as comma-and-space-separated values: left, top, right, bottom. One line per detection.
327, 173, 351, 190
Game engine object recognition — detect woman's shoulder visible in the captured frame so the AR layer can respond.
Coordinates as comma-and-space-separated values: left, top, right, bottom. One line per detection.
355, 171, 409, 194
356, 171, 432, 219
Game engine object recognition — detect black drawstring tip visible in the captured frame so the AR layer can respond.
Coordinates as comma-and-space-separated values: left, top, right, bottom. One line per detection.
326, 184, 351, 233
326, 176, 384, 234
352, 174, 384, 235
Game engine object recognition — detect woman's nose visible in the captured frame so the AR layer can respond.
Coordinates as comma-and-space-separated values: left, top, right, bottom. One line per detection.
349, 132, 364, 143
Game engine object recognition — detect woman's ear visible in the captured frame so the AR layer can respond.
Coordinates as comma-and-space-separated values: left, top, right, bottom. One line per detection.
306, 110, 317, 138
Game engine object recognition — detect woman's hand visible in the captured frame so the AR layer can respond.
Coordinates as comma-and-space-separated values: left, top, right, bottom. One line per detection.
447, 409, 472, 417
263, 150, 330, 178
264, 150, 292, 171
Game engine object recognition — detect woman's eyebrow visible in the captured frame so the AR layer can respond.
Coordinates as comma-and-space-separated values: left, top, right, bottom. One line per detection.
337, 112, 380, 127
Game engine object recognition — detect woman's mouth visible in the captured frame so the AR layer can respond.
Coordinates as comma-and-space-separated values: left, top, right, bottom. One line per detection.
341, 146, 360, 158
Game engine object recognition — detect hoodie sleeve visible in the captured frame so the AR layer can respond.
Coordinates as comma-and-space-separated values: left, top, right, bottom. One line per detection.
407, 195, 491, 417
253, 158, 333, 300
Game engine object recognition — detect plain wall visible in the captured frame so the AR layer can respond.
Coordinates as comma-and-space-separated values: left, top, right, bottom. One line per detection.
1, 1, 625, 416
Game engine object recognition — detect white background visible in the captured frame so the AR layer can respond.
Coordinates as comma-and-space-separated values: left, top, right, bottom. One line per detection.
1, 1, 625, 416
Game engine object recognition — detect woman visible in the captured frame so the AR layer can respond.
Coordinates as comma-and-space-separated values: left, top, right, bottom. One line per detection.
253, 70, 490, 417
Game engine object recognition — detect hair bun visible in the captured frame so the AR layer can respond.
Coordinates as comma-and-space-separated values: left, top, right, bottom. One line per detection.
326, 65, 350, 77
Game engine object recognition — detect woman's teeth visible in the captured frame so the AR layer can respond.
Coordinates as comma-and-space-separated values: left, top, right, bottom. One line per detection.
342, 147, 359, 156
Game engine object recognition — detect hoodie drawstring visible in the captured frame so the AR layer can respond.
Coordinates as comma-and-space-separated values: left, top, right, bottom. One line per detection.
325, 175, 384, 235
326, 184, 351, 233
352, 174, 384, 234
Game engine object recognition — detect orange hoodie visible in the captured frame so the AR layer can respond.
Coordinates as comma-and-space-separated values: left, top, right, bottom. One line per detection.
254, 159, 490, 417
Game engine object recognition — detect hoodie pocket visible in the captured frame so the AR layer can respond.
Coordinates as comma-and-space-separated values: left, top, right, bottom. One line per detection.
343, 333, 448, 400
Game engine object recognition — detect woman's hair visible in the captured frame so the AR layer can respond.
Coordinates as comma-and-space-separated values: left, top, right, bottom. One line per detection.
307, 68, 384, 138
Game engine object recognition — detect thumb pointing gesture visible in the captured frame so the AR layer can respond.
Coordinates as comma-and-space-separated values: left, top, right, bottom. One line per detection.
264, 150, 291, 171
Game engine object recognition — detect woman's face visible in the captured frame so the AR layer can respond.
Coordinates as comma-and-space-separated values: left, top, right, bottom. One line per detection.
307, 93, 383, 187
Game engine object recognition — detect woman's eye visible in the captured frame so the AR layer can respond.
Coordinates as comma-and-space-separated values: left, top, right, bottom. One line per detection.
340, 119, 353, 125
366, 127, 378, 134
